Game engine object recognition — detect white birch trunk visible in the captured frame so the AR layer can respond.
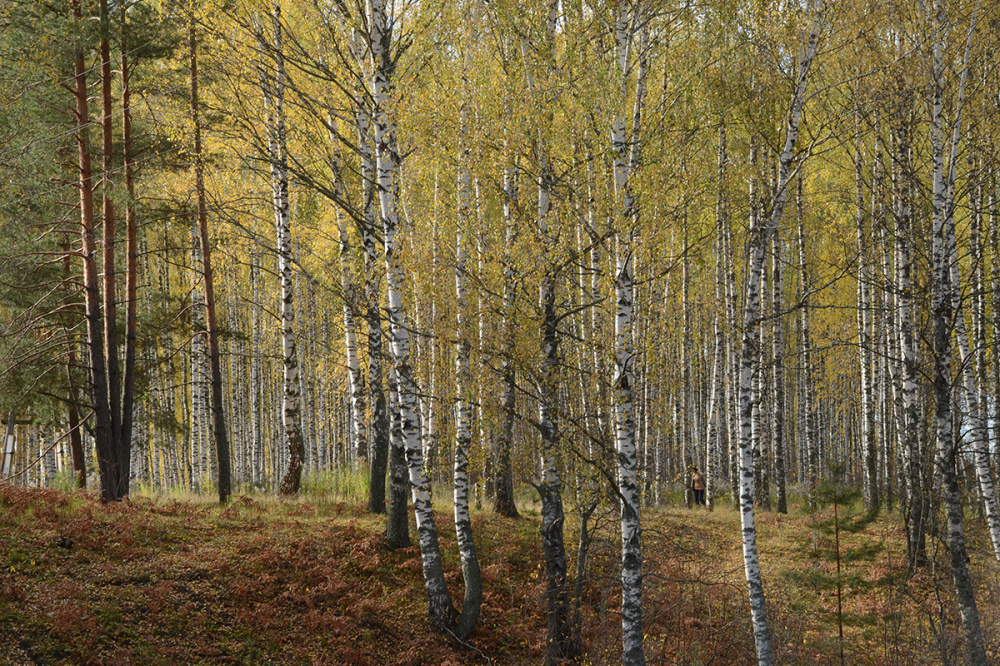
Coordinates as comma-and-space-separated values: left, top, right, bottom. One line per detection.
771, 224, 786, 514
797, 178, 818, 509
329, 118, 367, 467
494, 152, 520, 518
259, 2, 303, 495
928, 9, 986, 660
524, 5, 576, 660
370, 0, 454, 631
738, 7, 821, 662
452, 35, 482, 637
611, 7, 644, 662
855, 111, 877, 512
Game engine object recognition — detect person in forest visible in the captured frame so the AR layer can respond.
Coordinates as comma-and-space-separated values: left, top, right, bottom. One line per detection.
690, 466, 705, 506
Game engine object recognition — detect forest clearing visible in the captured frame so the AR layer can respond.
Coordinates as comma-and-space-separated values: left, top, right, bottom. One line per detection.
3, 0, 1000, 663
3, 482, 999, 665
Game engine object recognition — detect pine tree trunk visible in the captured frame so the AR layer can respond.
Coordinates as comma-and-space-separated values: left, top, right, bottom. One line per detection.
190, 6, 231, 503
98, 0, 124, 498
119, 3, 138, 490
72, 0, 118, 503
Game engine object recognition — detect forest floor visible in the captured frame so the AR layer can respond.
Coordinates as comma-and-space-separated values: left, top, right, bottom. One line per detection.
2, 483, 1000, 665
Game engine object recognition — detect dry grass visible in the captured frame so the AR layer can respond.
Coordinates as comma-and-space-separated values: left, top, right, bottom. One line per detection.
1, 484, 998, 664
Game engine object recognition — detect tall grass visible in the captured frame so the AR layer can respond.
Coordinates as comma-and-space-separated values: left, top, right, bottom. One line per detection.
300, 466, 370, 504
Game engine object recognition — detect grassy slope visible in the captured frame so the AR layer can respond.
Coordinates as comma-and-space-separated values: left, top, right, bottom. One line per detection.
1, 484, 999, 665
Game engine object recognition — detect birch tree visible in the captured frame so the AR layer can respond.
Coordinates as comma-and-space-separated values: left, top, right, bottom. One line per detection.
611, 4, 646, 663
257, 2, 304, 495
927, 4, 987, 660
736, 4, 822, 662
452, 15, 482, 638
369, 0, 460, 634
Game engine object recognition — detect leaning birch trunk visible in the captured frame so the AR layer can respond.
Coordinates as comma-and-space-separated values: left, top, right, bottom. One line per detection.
928, 9, 986, 660
737, 6, 821, 663
259, 2, 304, 495
451, 36, 482, 639
611, 7, 644, 663
947, 206, 1000, 564
938, 21, 1000, 567
369, 0, 455, 632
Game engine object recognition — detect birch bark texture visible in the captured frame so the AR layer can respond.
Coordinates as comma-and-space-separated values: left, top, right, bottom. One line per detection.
611, 5, 645, 664
736, 5, 821, 663
525, 3, 577, 662
927, 6, 987, 661
369, 0, 455, 633
258, 2, 304, 496
452, 22, 482, 639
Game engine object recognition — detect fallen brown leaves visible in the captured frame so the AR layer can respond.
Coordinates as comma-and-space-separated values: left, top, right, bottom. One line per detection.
1, 484, 997, 664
